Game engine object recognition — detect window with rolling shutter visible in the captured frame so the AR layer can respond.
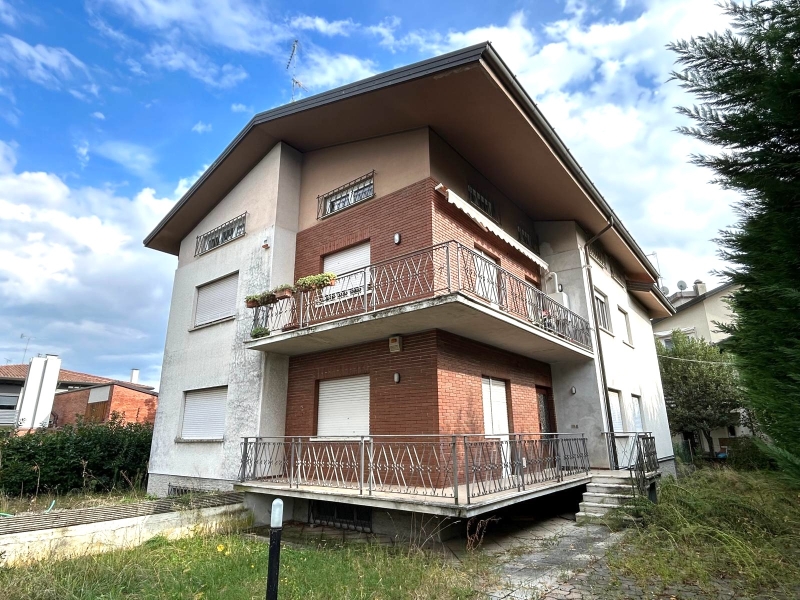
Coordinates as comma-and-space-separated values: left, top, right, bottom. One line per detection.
607, 389, 624, 432
321, 243, 371, 303
317, 375, 370, 437
181, 387, 227, 440
481, 376, 510, 436
194, 273, 238, 327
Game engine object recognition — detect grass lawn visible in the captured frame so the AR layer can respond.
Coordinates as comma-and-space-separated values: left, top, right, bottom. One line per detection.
0, 532, 489, 600
0, 488, 152, 515
609, 467, 800, 597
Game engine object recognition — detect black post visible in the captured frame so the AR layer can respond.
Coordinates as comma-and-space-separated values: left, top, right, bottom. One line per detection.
265, 498, 283, 600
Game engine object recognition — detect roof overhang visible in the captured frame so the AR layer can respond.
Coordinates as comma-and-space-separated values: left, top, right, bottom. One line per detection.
144, 43, 670, 315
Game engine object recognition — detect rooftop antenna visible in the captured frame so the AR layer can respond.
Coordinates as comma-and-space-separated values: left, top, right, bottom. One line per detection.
20, 333, 33, 364
286, 39, 308, 101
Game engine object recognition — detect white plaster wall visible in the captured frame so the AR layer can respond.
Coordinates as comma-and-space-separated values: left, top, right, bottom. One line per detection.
149, 142, 301, 493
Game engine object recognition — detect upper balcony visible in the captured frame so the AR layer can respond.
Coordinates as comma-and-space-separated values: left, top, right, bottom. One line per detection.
245, 241, 593, 363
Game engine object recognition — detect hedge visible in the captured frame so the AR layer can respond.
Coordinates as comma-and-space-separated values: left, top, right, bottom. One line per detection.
0, 416, 153, 496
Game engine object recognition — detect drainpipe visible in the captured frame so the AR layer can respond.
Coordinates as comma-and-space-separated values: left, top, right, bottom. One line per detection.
583, 218, 619, 470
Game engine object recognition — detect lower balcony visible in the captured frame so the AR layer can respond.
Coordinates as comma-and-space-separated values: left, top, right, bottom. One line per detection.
235, 433, 592, 518
245, 241, 593, 363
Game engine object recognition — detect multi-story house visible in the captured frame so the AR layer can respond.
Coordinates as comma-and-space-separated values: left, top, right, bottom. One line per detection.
144, 44, 675, 532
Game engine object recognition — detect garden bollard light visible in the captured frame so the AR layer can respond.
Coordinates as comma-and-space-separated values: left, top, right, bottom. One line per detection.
265, 498, 283, 600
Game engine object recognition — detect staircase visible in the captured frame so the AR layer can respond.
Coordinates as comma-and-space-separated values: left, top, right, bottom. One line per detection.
576, 471, 636, 525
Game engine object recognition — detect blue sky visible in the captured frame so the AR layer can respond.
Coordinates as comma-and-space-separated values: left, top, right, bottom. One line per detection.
0, 0, 737, 386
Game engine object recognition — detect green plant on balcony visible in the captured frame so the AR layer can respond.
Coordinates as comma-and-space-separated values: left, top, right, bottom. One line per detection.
273, 283, 294, 300
294, 272, 337, 292
258, 291, 277, 305
250, 326, 270, 339
244, 294, 261, 309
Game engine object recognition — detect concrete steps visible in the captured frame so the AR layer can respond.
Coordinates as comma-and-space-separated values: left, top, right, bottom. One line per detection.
576, 472, 636, 525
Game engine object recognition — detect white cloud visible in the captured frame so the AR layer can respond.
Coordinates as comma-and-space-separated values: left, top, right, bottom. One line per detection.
297, 47, 376, 90
173, 163, 209, 198
230, 102, 252, 113
0, 140, 176, 387
0, 34, 88, 88
0, 0, 17, 27
144, 43, 248, 88
126, 58, 146, 76
92, 111, 105, 120
95, 140, 156, 178
74, 139, 90, 167
290, 15, 357, 37
191, 120, 211, 133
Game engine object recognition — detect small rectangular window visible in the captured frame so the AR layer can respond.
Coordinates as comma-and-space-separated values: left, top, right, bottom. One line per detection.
608, 389, 624, 432
517, 225, 537, 251
194, 273, 238, 327
467, 185, 497, 220
318, 171, 375, 218
631, 394, 644, 432
618, 306, 633, 345
588, 243, 607, 268
594, 290, 612, 332
195, 213, 246, 256
181, 387, 227, 440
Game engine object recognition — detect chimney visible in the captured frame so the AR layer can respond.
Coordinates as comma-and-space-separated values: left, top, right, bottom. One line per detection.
693, 280, 707, 296
130, 368, 140, 384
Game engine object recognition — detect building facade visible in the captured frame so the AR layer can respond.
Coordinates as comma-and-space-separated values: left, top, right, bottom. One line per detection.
51, 382, 158, 427
144, 45, 675, 528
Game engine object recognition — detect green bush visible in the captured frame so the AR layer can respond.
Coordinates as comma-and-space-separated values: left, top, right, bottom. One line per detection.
0, 416, 152, 496
727, 437, 778, 471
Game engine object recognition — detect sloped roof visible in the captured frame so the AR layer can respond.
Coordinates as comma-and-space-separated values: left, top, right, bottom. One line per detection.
0, 365, 113, 385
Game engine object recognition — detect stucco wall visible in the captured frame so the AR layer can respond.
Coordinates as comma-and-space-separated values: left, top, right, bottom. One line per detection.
148, 142, 301, 495
654, 286, 738, 344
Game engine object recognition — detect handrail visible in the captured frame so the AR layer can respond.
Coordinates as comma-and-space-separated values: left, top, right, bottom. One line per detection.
251, 240, 593, 351
239, 433, 590, 505
604, 432, 659, 496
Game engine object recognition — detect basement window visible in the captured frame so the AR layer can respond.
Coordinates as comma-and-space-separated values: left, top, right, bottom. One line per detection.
318, 171, 375, 218
467, 185, 497, 221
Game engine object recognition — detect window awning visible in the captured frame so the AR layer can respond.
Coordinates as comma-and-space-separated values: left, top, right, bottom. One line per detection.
435, 184, 549, 270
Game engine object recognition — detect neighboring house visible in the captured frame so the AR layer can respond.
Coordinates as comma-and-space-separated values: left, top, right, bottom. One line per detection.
51, 381, 158, 427
0, 360, 151, 430
144, 44, 676, 534
651, 280, 747, 455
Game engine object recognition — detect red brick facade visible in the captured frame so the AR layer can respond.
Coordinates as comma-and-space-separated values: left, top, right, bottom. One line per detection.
285, 330, 553, 436
51, 384, 158, 427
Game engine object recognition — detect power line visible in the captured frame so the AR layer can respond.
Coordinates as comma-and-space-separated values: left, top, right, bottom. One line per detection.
658, 355, 736, 366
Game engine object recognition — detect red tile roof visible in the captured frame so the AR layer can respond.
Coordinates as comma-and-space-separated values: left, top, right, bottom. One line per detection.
0, 364, 113, 385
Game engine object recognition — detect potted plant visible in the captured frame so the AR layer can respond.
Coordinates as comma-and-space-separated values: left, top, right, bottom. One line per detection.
258, 290, 277, 305
245, 294, 261, 309
250, 326, 270, 339
273, 284, 294, 300
295, 272, 337, 292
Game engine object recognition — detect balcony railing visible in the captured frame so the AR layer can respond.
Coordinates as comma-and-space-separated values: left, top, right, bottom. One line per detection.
604, 431, 659, 495
239, 433, 590, 505
251, 241, 593, 351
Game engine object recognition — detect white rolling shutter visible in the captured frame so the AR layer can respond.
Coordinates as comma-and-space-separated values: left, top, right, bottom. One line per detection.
631, 395, 644, 432
323, 242, 371, 275
181, 387, 227, 440
481, 376, 509, 436
317, 375, 370, 437
608, 389, 624, 432
195, 273, 238, 326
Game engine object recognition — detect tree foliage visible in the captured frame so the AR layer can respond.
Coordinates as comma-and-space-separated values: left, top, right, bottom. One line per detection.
658, 331, 745, 454
0, 416, 153, 496
669, 1, 800, 469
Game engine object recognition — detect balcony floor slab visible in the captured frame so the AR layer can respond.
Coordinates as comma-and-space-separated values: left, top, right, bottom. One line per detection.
245, 293, 593, 363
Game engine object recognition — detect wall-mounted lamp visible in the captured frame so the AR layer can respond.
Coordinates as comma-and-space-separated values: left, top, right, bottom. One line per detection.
393, 233, 401, 245
393, 372, 401, 384
570, 386, 577, 395
558, 284, 563, 293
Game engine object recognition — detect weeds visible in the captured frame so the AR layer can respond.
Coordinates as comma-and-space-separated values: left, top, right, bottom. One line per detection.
609, 468, 800, 595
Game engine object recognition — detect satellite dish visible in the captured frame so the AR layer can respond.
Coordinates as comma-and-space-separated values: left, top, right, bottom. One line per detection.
660, 285, 669, 295
677, 280, 687, 291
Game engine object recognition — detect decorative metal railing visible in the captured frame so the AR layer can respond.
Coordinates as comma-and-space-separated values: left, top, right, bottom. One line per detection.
239, 433, 590, 505
195, 212, 247, 256
604, 431, 659, 496
251, 240, 593, 351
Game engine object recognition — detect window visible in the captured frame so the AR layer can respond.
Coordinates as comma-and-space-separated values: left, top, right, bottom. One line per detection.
481, 377, 510, 436
594, 290, 612, 332
618, 306, 633, 345
517, 226, 535, 251
321, 242, 371, 303
587, 243, 607, 268
607, 389, 624, 432
194, 273, 238, 327
0, 393, 18, 409
195, 213, 246, 256
317, 376, 370, 437
631, 394, 644, 432
467, 185, 497, 220
727, 425, 737, 437
318, 171, 375, 218
181, 387, 227, 440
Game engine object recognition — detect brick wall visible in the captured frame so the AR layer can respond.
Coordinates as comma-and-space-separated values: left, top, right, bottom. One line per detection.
285, 330, 552, 436
436, 330, 552, 434
109, 385, 158, 424
51, 389, 91, 426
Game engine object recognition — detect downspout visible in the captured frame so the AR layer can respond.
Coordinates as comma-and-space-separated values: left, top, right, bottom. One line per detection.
583, 218, 619, 470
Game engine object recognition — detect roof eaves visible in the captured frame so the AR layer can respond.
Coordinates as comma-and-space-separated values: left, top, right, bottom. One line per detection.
143, 43, 491, 250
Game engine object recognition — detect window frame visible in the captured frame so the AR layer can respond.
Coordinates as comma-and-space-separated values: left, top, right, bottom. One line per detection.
594, 289, 612, 333
618, 305, 633, 346
194, 213, 247, 257
317, 171, 375, 219
631, 394, 645, 432
466, 185, 499, 222
178, 386, 227, 442
192, 272, 239, 329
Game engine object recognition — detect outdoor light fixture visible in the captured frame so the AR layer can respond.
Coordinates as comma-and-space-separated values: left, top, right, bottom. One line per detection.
394, 233, 401, 244
394, 372, 401, 384
570, 386, 577, 395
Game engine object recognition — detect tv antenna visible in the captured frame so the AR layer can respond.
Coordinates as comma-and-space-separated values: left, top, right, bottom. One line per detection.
286, 39, 308, 101
20, 333, 33, 364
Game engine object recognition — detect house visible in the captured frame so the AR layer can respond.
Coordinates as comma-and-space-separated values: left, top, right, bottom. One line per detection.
143, 44, 676, 533
652, 280, 747, 455
0, 359, 154, 430
51, 381, 158, 427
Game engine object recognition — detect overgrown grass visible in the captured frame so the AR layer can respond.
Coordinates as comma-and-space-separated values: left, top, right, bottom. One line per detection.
609, 468, 800, 595
0, 532, 489, 599
0, 488, 152, 516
